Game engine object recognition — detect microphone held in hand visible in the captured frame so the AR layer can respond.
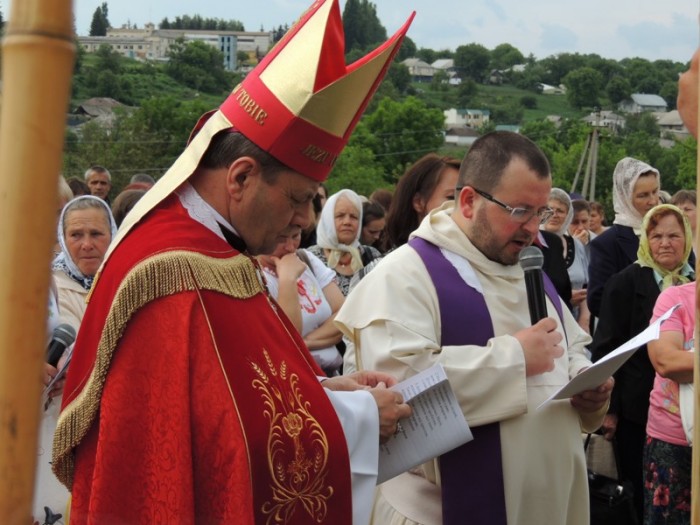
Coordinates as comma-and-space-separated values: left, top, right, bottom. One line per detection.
519, 246, 547, 325
46, 323, 76, 367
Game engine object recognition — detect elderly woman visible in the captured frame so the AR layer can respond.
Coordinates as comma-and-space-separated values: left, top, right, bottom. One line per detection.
644, 281, 695, 524
542, 188, 590, 331
35, 195, 116, 524
52, 195, 117, 330
588, 157, 661, 317
258, 228, 345, 376
309, 189, 381, 296
590, 204, 694, 523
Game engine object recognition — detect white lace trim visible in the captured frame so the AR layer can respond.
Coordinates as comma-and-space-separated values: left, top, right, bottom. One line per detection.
175, 182, 238, 241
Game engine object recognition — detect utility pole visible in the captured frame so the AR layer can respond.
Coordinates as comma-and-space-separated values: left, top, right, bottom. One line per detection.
571, 108, 601, 201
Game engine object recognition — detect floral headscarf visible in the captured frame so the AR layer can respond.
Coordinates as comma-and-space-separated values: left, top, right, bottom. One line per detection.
52, 195, 118, 290
636, 204, 694, 290
612, 157, 660, 231
543, 188, 574, 237
315, 189, 364, 272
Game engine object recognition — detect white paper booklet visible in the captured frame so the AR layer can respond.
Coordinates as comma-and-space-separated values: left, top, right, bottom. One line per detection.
537, 304, 680, 409
377, 363, 473, 484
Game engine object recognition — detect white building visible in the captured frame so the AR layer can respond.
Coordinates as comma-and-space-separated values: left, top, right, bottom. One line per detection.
78, 25, 273, 71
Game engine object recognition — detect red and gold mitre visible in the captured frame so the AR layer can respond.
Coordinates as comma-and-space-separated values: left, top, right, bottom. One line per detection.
103, 0, 413, 264
194, 0, 415, 181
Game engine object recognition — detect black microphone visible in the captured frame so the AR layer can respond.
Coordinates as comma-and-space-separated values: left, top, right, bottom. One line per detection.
518, 246, 548, 325
46, 323, 76, 367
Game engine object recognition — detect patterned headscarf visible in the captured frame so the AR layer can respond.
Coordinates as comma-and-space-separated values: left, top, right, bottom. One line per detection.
543, 188, 573, 237
636, 204, 694, 290
52, 195, 118, 290
612, 157, 660, 231
315, 189, 364, 272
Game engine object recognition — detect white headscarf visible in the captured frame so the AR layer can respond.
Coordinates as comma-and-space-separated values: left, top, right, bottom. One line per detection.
545, 188, 573, 237
316, 189, 364, 271
612, 157, 660, 231
52, 195, 118, 290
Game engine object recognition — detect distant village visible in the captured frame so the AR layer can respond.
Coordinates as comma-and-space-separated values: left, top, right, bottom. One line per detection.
77, 25, 690, 146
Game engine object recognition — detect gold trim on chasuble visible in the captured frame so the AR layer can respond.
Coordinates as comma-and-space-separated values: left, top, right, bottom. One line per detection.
52, 250, 265, 487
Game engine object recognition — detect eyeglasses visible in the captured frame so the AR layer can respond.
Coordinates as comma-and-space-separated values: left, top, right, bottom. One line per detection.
465, 186, 554, 225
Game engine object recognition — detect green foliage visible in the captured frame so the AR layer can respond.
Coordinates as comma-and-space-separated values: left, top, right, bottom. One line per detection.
89, 2, 110, 36
386, 62, 411, 94
62, 97, 212, 190
454, 43, 490, 83
165, 39, 231, 94
159, 15, 244, 31
396, 36, 417, 62
490, 43, 525, 70
605, 76, 632, 104
520, 95, 537, 109
563, 67, 604, 109
672, 138, 698, 191
327, 145, 387, 196
351, 96, 445, 182
342, 0, 387, 53
622, 112, 660, 137
456, 79, 478, 107
95, 44, 122, 73
659, 80, 678, 110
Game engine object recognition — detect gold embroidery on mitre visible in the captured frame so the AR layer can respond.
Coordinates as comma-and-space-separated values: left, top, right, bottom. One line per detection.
252, 349, 333, 524
300, 144, 338, 166
52, 251, 264, 488
232, 84, 269, 125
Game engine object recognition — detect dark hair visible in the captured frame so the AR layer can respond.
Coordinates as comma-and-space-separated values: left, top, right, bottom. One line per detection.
111, 189, 147, 227
385, 153, 461, 249
589, 201, 605, 216
198, 131, 287, 183
671, 189, 696, 207
458, 131, 550, 192
571, 199, 590, 214
362, 201, 386, 226
66, 176, 90, 197
370, 188, 393, 211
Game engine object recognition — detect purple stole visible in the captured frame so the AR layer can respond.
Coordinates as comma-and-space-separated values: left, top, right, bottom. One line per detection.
409, 238, 563, 525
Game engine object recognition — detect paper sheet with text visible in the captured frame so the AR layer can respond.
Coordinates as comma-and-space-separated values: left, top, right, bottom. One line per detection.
537, 304, 680, 409
378, 363, 473, 484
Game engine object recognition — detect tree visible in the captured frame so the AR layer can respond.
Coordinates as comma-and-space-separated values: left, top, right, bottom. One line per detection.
95, 44, 121, 74
327, 145, 387, 196
490, 43, 525, 70
453, 43, 490, 83
89, 2, 110, 36
456, 79, 478, 107
350, 96, 445, 181
563, 67, 603, 109
659, 80, 678, 110
605, 76, 632, 105
396, 36, 417, 62
343, 0, 386, 53
166, 38, 230, 93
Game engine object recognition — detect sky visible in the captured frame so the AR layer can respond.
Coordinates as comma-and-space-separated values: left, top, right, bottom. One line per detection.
6, 0, 699, 63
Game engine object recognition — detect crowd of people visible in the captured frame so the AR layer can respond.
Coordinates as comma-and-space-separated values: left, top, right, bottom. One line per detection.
32, 1, 698, 524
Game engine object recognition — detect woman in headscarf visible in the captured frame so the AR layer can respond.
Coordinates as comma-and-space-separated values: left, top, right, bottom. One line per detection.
52, 195, 118, 330
308, 189, 381, 296
587, 157, 661, 318
541, 188, 590, 332
589, 204, 694, 523
35, 194, 117, 525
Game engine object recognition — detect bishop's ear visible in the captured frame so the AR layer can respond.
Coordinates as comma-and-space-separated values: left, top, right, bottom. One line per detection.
226, 156, 261, 198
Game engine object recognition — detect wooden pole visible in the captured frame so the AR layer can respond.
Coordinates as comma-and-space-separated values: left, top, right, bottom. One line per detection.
0, 2, 74, 522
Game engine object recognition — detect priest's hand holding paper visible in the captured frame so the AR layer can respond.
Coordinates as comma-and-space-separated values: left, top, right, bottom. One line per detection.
570, 374, 614, 414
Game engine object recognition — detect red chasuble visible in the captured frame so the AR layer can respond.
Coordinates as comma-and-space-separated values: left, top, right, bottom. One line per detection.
53, 194, 352, 525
